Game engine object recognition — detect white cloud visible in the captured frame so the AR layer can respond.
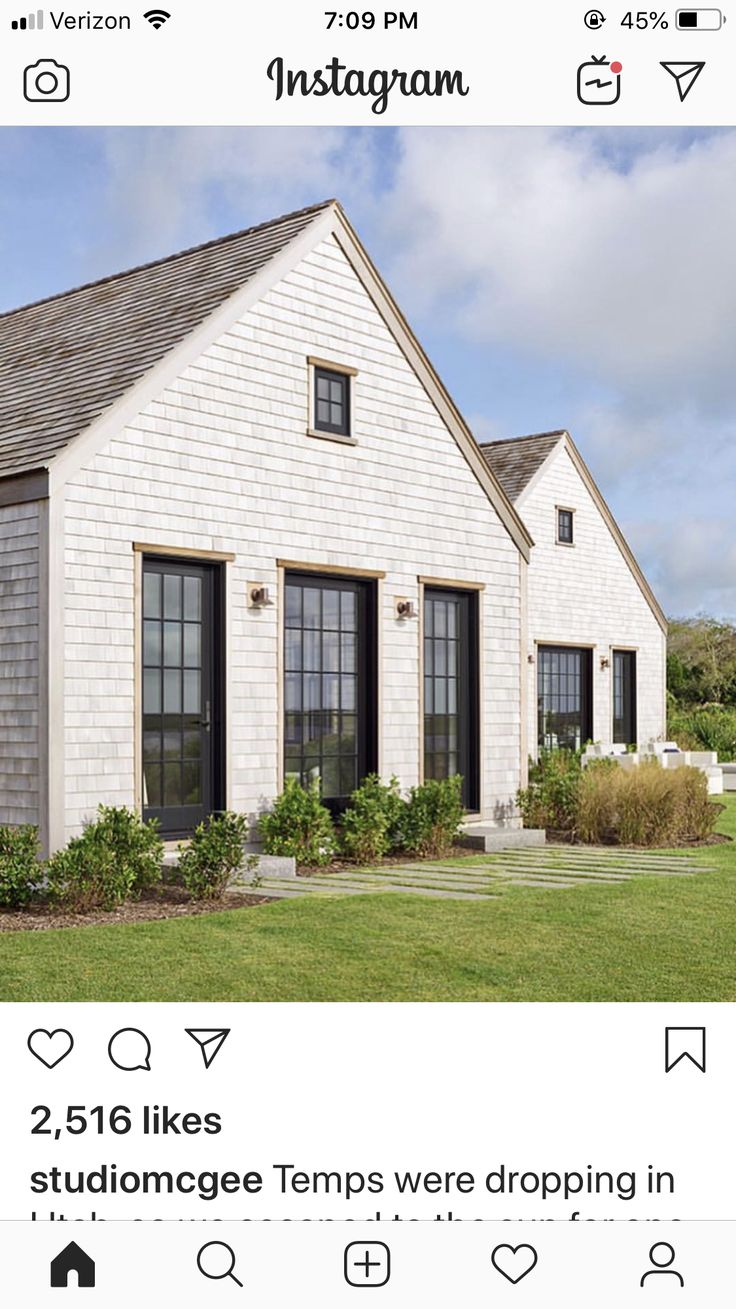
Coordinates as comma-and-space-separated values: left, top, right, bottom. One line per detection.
382, 128, 736, 413
87, 127, 382, 276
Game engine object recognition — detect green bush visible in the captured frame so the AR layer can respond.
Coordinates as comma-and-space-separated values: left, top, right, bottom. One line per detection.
402, 776, 465, 858
576, 758, 716, 847
517, 749, 583, 834
668, 702, 736, 761
177, 811, 251, 900
340, 774, 405, 864
0, 825, 42, 909
259, 778, 336, 867
46, 805, 163, 910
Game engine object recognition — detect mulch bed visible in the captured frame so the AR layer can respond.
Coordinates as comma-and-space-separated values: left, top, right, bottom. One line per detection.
0, 886, 275, 934
298, 844, 475, 877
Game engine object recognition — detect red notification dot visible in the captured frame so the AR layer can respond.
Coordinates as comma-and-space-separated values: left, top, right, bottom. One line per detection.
610, 61, 623, 73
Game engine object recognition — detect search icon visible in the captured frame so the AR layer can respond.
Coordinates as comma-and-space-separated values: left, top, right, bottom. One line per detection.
197, 1241, 243, 1288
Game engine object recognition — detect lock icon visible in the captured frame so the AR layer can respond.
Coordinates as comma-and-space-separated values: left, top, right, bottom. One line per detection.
585, 8, 607, 27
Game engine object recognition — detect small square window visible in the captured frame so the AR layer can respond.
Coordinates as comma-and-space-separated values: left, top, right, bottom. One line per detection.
314, 367, 351, 437
557, 508, 574, 545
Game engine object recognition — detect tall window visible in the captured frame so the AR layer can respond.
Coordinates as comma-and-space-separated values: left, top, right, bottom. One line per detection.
537, 646, 593, 752
423, 588, 479, 810
613, 649, 637, 745
142, 557, 222, 835
284, 573, 375, 809
557, 508, 574, 544
313, 366, 351, 437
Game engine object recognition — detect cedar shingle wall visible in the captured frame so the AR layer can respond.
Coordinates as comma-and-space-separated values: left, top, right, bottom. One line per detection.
0, 500, 40, 826
522, 443, 666, 752
61, 235, 523, 837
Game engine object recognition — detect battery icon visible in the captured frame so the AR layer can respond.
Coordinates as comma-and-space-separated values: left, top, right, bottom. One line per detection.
676, 8, 725, 27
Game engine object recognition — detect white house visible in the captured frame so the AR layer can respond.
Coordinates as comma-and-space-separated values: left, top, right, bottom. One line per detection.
480, 430, 668, 759
0, 199, 535, 852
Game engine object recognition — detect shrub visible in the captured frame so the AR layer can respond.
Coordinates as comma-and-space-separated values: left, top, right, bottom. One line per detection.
0, 825, 42, 909
46, 805, 163, 911
339, 774, 405, 864
668, 702, 736, 761
517, 749, 583, 834
669, 766, 716, 842
177, 811, 251, 900
577, 759, 716, 847
402, 775, 465, 858
259, 778, 336, 866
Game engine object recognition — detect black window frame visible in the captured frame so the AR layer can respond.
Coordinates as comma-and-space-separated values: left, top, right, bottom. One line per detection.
423, 587, 480, 812
537, 644, 593, 753
313, 366, 351, 438
283, 570, 377, 815
557, 507, 574, 545
613, 649, 638, 746
141, 555, 226, 838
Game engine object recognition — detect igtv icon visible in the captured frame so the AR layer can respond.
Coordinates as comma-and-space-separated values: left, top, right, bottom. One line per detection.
11, 9, 44, 28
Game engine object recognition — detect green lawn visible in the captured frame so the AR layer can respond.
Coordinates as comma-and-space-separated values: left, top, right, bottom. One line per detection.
2, 798, 736, 1003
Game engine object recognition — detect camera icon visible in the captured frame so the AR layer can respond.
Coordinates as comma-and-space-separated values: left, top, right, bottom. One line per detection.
23, 58, 70, 102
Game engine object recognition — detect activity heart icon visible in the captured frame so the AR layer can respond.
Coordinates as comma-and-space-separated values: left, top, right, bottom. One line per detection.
27, 1028, 74, 1069
491, 1243, 538, 1284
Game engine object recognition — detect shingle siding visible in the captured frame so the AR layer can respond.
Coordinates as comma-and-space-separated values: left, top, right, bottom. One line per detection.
0, 500, 41, 826
61, 235, 523, 837
521, 442, 666, 752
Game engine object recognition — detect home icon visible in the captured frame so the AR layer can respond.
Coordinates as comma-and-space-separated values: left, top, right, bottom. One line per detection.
50, 1241, 96, 1288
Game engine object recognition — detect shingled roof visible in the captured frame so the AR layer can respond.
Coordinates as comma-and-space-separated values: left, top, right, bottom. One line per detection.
479, 431, 565, 502
0, 199, 334, 481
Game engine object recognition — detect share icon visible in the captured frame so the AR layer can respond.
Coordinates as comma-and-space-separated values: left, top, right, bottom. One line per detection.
661, 60, 706, 101
186, 1028, 231, 1069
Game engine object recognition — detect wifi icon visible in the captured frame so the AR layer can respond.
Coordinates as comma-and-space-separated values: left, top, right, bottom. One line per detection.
144, 7, 170, 28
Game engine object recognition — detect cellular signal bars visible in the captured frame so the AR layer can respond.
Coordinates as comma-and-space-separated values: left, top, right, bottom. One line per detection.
12, 9, 44, 29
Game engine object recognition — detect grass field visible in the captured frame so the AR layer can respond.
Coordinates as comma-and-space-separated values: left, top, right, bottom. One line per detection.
2, 797, 736, 1003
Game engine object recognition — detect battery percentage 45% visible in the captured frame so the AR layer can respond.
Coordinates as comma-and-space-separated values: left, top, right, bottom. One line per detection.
622, 10, 669, 26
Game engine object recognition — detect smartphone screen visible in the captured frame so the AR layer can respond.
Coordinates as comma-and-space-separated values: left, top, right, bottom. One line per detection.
0, 2, 734, 1303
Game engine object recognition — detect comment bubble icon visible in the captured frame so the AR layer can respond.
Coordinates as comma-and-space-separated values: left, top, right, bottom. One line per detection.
108, 1027, 152, 1072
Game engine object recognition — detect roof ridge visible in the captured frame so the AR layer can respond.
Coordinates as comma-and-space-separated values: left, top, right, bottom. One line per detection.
479, 430, 567, 449
0, 197, 337, 322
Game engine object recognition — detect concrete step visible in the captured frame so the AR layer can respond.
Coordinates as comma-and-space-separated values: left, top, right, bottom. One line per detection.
459, 826, 546, 853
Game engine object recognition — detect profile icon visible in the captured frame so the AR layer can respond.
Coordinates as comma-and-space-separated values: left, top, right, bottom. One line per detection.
640, 1242, 684, 1287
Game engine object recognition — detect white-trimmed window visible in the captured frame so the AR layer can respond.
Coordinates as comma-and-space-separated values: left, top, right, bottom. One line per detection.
557, 507, 574, 545
308, 357, 357, 442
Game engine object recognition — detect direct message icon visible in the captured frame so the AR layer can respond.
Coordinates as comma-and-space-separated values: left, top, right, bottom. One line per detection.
491, 1243, 538, 1284
186, 1027, 230, 1069
665, 1026, 706, 1073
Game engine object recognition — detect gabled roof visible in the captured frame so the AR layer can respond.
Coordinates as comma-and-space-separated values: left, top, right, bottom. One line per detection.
480, 429, 667, 633
0, 199, 533, 559
0, 200, 333, 480
479, 430, 565, 502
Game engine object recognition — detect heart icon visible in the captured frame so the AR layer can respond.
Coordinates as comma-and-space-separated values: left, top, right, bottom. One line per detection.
491, 1243, 538, 1284
27, 1028, 74, 1069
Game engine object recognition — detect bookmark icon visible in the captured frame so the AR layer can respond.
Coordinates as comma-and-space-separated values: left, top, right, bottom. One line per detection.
665, 1026, 706, 1073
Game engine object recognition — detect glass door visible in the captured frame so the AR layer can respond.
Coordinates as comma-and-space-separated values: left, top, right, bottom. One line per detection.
284, 572, 376, 812
613, 649, 637, 745
423, 588, 479, 810
142, 558, 220, 835
537, 645, 593, 752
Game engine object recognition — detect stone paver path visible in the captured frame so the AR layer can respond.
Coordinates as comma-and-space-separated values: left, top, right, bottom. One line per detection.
253, 846, 714, 902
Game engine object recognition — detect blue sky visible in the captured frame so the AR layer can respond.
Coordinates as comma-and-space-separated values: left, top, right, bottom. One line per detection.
2, 126, 735, 619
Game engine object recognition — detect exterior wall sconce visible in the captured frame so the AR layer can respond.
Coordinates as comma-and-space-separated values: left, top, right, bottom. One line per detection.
248, 584, 273, 609
600, 656, 610, 670
396, 599, 417, 620
527, 654, 535, 664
